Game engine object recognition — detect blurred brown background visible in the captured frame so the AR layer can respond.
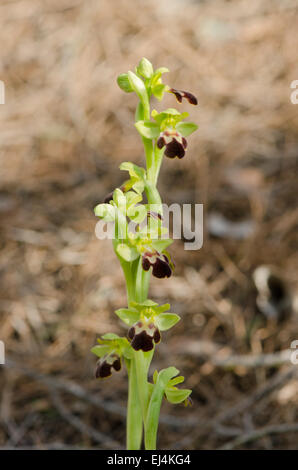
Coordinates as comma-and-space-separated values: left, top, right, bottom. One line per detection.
0, 0, 298, 450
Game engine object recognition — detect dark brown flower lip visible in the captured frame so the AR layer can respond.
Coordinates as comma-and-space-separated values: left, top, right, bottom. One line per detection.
128, 320, 161, 352
163, 138, 185, 159
142, 251, 172, 278
95, 354, 122, 379
157, 131, 187, 159
169, 88, 198, 105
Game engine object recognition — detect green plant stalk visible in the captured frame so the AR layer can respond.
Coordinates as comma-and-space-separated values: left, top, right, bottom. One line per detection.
125, 358, 143, 450
134, 350, 149, 423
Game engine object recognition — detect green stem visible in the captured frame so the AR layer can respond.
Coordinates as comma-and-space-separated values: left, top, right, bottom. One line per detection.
153, 145, 165, 185
126, 359, 143, 450
144, 138, 155, 184
134, 256, 150, 303
134, 350, 149, 422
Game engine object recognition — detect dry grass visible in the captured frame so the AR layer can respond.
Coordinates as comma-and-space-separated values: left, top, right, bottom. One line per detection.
0, 0, 298, 449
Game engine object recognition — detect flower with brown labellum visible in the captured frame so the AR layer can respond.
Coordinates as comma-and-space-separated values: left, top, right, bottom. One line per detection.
95, 353, 122, 379
142, 251, 172, 278
157, 130, 187, 159
128, 320, 161, 352
169, 88, 198, 105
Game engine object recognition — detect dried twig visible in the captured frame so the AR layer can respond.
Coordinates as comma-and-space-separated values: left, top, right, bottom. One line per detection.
214, 366, 298, 425
49, 389, 123, 448
219, 422, 298, 450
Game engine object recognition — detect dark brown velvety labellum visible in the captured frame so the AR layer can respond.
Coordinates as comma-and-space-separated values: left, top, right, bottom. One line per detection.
142, 251, 172, 278
164, 139, 185, 159
95, 360, 112, 379
131, 330, 154, 351
169, 88, 198, 105
112, 357, 121, 371
142, 256, 151, 271
128, 326, 135, 340
153, 328, 161, 344
128, 320, 162, 352
157, 136, 166, 149
152, 256, 172, 278
95, 354, 122, 379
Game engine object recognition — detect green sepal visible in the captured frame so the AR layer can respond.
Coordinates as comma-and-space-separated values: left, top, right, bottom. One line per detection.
152, 84, 166, 101
135, 120, 160, 139
152, 108, 189, 128
155, 313, 180, 331
91, 345, 112, 358
176, 122, 198, 137
115, 308, 140, 326
153, 67, 169, 77
129, 299, 158, 311
165, 387, 192, 404
101, 333, 120, 340
151, 239, 173, 252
